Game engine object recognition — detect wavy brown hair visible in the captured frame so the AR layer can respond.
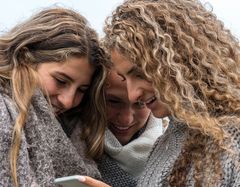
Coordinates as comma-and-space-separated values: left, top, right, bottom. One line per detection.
0, 7, 107, 187
104, 0, 240, 185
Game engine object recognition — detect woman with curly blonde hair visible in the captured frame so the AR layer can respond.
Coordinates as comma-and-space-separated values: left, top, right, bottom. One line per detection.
101, 0, 240, 186
0, 7, 108, 187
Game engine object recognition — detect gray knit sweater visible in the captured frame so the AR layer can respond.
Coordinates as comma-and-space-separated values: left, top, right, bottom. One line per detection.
137, 118, 240, 187
98, 154, 137, 187
0, 87, 100, 187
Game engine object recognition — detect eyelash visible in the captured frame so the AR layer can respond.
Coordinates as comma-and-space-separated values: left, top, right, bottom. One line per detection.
136, 74, 144, 79
53, 76, 88, 94
54, 77, 67, 86
107, 99, 121, 104
134, 70, 147, 79
77, 87, 88, 93
107, 99, 145, 109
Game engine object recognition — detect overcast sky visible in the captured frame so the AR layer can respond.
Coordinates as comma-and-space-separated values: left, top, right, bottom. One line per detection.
0, 0, 239, 39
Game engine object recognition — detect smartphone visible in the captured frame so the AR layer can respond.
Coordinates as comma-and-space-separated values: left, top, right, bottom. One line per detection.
54, 175, 90, 187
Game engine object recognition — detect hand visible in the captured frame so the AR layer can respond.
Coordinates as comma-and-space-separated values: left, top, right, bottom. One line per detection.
80, 176, 111, 187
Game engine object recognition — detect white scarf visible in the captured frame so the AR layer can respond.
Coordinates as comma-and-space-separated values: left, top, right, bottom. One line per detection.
104, 114, 164, 178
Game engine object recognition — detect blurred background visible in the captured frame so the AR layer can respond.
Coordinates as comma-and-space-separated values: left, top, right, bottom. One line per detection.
0, 0, 239, 39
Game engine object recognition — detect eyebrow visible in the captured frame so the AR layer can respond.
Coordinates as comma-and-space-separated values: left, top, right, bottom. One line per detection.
117, 65, 140, 81
56, 72, 90, 87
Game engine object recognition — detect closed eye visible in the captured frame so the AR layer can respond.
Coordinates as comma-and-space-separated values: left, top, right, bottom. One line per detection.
107, 99, 121, 104
77, 86, 89, 93
53, 76, 67, 86
132, 68, 146, 80
106, 97, 126, 108
135, 73, 145, 79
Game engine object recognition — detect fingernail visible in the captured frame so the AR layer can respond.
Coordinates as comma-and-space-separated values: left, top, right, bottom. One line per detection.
78, 176, 86, 182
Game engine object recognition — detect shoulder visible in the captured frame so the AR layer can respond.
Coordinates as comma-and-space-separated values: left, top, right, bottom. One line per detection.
0, 86, 17, 114
0, 86, 18, 161
0, 87, 18, 127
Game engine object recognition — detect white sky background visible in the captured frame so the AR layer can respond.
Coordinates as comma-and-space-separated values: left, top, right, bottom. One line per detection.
0, 0, 239, 39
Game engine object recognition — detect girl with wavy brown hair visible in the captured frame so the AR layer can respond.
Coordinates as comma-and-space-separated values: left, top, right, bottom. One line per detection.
0, 7, 108, 187
100, 0, 240, 186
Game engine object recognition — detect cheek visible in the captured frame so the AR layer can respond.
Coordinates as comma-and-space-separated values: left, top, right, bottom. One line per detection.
40, 77, 58, 97
106, 107, 118, 121
73, 94, 84, 107
136, 109, 151, 123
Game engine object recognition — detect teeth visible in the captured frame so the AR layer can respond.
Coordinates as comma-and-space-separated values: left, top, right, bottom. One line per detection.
146, 96, 156, 104
115, 126, 130, 130
112, 124, 131, 131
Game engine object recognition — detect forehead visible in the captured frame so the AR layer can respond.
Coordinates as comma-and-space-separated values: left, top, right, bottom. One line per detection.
110, 49, 134, 75
63, 57, 94, 82
40, 56, 94, 84
106, 70, 127, 93
62, 56, 91, 70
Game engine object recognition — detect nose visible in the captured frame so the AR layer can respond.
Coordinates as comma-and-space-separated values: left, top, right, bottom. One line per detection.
117, 107, 134, 125
58, 90, 81, 111
126, 80, 143, 103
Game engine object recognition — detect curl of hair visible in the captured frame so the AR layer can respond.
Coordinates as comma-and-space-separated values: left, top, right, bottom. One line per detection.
104, 0, 240, 185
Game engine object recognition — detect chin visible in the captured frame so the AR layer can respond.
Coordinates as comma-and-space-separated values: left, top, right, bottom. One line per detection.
152, 109, 168, 118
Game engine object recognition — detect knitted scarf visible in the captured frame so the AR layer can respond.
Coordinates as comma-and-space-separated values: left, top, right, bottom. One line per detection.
104, 114, 164, 178
0, 87, 100, 186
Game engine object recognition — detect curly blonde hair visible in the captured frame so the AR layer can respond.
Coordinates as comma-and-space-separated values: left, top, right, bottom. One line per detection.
104, 0, 240, 185
0, 7, 107, 186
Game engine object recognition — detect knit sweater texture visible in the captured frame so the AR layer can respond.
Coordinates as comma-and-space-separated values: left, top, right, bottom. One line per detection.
137, 118, 240, 187
0, 87, 100, 187
98, 115, 164, 187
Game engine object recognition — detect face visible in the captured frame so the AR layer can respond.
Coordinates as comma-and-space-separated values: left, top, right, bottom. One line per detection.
111, 49, 170, 118
37, 57, 94, 115
106, 70, 151, 145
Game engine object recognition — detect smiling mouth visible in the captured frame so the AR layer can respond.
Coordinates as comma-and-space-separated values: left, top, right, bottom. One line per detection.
114, 126, 131, 130
145, 96, 157, 105
109, 123, 134, 134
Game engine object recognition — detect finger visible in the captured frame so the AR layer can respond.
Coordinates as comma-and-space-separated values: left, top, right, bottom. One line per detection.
80, 176, 111, 187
